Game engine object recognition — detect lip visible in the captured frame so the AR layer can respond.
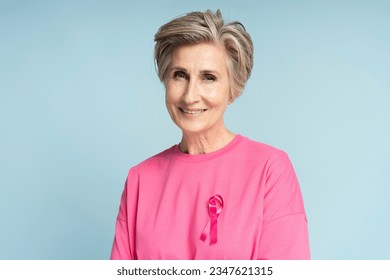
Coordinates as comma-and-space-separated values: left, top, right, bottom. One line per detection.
179, 107, 207, 115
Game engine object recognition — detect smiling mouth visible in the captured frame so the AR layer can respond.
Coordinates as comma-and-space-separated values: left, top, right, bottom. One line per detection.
179, 108, 207, 115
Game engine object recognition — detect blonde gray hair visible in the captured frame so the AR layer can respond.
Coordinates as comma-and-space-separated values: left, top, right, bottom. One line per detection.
154, 9, 254, 99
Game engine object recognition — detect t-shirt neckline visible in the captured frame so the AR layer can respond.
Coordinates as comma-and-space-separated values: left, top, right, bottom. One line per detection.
171, 134, 244, 163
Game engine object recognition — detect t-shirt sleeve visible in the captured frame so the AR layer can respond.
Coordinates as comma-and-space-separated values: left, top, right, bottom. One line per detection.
257, 151, 310, 260
110, 168, 139, 260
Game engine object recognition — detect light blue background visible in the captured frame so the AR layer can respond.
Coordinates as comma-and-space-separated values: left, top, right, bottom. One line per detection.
1, 0, 389, 259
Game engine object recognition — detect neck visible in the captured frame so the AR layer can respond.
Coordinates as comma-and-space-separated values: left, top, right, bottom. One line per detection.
179, 127, 235, 155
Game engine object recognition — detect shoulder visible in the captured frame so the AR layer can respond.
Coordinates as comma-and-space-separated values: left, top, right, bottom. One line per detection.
239, 135, 289, 161
128, 145, 176, 175
237, 135, 295, 178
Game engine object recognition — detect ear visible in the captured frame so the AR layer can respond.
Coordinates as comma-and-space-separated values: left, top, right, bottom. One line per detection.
228, 92, 235, 105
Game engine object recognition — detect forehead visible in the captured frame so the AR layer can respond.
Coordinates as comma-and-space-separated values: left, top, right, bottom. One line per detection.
171, 43, 229, 73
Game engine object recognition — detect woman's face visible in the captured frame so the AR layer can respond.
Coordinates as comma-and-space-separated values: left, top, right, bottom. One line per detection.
165, 43, 232, 136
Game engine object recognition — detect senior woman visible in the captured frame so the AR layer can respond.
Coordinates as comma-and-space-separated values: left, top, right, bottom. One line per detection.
110, 9, 310, 260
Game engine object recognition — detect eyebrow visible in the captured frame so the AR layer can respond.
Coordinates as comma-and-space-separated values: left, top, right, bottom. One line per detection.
170, 67, 188, 73
170, 67, 221, 76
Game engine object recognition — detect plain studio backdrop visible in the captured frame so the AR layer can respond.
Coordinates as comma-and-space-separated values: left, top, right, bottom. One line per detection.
0, 0, 389, 259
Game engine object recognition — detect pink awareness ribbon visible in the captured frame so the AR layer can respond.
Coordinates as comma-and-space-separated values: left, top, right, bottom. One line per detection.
200, 194, 224, 245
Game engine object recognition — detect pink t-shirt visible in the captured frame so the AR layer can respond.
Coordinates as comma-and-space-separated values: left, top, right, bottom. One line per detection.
110, 135, 310, 259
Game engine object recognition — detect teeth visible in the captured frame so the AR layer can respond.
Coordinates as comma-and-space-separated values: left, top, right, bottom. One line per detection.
181, 108, 206, 114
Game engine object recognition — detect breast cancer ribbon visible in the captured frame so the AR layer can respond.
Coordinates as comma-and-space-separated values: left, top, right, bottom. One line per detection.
200, 194, 224, 245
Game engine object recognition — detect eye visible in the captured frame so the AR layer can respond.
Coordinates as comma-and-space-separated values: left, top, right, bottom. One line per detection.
173, 71, 188, 80
203, 74, 216, 82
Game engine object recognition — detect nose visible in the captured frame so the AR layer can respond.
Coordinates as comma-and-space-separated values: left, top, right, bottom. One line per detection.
182, 78, 200, 104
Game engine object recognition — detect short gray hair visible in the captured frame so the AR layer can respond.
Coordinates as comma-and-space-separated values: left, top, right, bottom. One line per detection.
154, 9, 254, 100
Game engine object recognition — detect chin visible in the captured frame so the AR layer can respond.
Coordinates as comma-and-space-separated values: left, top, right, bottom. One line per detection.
177, 124, 209, 135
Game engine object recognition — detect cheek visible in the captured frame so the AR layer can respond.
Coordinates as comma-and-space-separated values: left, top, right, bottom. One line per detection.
165, 95, 177, 119
165, 84, 181, 103
165, 87, 175, 103
207, 88, 231, 107
165, 90, 173, 108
